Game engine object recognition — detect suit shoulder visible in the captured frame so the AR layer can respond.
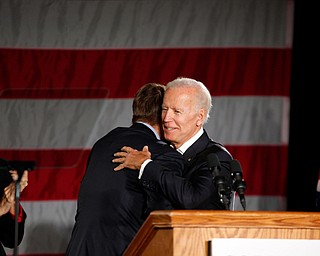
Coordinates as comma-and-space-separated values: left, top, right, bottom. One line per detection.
205, 141, 233, 159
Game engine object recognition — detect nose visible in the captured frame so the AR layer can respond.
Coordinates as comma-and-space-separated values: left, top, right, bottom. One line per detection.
162, 109, 172, 122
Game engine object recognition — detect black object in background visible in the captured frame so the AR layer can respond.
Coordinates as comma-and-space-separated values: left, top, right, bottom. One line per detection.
287, 1, 320, 211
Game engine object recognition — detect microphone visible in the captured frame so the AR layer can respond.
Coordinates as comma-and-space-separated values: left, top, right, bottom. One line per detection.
230, 159, 247, 210
207, 153, 230, 210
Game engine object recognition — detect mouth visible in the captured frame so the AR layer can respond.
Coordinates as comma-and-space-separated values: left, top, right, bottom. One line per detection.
164, 126, 176, 132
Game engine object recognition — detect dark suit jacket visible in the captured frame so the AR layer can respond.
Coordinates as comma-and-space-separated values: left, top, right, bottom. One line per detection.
65, 123, 184, 256
141, 130, 233, 210
0, 208, 26, 256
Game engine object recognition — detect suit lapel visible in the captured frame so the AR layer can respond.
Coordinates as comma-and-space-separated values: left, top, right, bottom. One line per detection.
183, 131, 211, 171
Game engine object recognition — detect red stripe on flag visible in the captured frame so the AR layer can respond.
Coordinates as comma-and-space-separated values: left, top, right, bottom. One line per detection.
0, 146, 288, 201
229, 145, 288, 196
0, 149, 89, 201
0, 48, 291, 98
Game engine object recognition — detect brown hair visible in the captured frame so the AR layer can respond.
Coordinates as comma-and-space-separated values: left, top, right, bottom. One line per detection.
132, 83, 165, 125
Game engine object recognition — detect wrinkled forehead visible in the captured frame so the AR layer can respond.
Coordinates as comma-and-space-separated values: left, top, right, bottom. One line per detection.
165, 86, 198, 99
163, 87, 197, 108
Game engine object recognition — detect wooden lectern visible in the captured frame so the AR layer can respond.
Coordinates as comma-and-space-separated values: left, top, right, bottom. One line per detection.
124, 210, 320, 256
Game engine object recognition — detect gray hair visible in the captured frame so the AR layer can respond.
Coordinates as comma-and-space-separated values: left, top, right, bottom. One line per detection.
166, 77, 212, 123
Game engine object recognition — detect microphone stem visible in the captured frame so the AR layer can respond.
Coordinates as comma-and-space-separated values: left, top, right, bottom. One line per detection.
239, 194, 246, 210
14, 181, 20, 256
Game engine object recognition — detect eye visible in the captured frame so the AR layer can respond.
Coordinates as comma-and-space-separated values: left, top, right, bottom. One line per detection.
162, 107, 168, 111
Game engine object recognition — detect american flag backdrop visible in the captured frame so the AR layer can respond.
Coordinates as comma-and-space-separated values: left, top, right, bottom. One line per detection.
0, 0, 293, 255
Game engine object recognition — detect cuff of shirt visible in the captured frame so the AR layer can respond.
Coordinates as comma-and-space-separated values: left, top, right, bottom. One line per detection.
139, 159, 152, 179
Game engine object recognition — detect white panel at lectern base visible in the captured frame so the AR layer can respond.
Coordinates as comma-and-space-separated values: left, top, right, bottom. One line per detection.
209, 238, 320, 256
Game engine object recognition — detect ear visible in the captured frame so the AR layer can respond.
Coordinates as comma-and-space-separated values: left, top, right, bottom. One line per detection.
196, 108, 205, 126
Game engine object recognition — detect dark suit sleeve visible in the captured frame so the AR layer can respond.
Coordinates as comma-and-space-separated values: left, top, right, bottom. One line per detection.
151, 150, 184, 176
0, 207, 26, 248
143, 161, 214, 208
142, 149, 232, 209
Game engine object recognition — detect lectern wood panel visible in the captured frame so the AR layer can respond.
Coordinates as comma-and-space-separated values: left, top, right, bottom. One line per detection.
124, 210, 320, 256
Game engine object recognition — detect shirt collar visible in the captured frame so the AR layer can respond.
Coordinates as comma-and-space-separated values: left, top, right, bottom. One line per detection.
176, 127, 204, 155
136, 121, 160, 140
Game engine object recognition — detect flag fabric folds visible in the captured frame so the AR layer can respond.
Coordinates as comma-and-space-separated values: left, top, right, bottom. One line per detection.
0, 0, 293, 255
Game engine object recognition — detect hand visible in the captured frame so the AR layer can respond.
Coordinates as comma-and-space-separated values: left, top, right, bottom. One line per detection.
113, 145, 151, 171
15, 170, 29, 193
0, 170, 29, 216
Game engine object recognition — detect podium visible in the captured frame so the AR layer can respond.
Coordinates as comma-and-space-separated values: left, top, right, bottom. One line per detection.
124, 210, 320, 256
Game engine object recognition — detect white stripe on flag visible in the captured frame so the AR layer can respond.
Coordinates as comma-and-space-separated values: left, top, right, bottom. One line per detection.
0, 0, 292, 49
0, 96, 289, 149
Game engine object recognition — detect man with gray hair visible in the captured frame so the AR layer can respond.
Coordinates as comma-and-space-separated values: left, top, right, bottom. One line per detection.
114, 77, 233, 210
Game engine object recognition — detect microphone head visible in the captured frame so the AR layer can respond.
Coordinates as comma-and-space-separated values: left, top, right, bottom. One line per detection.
207, 153, 220, 169
230, 159, 242, 174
